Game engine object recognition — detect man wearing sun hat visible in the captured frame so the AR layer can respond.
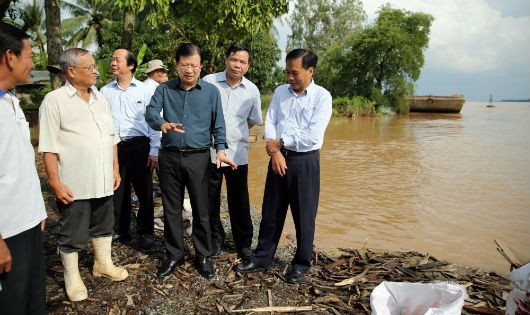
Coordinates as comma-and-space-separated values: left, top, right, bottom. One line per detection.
47, 64, 66, 86
144, 59, 168, 95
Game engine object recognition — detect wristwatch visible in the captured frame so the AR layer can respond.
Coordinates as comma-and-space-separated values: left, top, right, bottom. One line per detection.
279, 138, 284, 148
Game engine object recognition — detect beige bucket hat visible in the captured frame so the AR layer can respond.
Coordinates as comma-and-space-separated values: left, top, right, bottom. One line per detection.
145, 59, 168, 73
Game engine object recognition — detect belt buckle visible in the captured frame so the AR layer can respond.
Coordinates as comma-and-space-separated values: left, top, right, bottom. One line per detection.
181, 150, 190, 157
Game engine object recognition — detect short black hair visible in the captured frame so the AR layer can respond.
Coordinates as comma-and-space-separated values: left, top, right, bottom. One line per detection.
115, 47, 138, 73
175, 43, 202, 64
225, 44, 252, 63
0, 21, 30, 64
286, 48, 318, 69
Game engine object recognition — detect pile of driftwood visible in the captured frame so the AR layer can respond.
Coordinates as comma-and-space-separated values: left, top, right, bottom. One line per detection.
189, 247, 510, 314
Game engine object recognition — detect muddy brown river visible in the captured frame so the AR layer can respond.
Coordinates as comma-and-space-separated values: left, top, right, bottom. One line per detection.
247, 101, 530, 273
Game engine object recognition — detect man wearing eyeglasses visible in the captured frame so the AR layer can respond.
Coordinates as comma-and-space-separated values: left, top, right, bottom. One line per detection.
39, 48, 128, 301
101, 48, 161, 251
146, 43, 236, 280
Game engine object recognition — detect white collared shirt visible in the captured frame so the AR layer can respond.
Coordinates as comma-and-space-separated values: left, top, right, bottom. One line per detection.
265, 80, 332, 152
0, 92, 46, 239
101, 78, 161, 156
39, 83, 119, 199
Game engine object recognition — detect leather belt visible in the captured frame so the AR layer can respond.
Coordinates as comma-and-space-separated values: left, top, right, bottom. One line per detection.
280, 149, 319, 156
163, 147, 209, 156
118, 136, 148, 146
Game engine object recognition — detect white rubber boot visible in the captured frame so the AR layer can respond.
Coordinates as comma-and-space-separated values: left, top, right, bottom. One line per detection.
92, 236, 128, 281
60, 250, 88, 301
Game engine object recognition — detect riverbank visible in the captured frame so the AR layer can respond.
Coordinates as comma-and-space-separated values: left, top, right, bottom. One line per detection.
34, 153, 511, 314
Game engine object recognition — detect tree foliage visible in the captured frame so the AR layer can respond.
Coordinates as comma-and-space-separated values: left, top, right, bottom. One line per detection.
5, 0, 47, 69
113, 0, 175, 50
61, 0, 117, 49
288, 0, 365, 54
288, 2, 433, 112
347, 6, 433, 112
44, 0, 62, 89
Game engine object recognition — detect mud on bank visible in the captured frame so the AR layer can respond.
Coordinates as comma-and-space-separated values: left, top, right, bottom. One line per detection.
36, 154, 510, 315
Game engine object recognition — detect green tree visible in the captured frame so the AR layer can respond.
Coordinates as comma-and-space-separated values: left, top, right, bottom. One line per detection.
244, 29, 284, 94
94, 1, 287, 92
167, 0, 288, 73
287, 0, 365, 95
8, 0, 47, 69
1, 0, 19, 19
113, 0, 175, 50
288, 0, 365, 54
45, 0, 62, 89
347, 6, 433, 112
62, 0, 116, 48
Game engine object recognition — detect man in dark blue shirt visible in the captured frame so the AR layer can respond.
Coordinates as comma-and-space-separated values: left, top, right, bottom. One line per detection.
145, 43, 236, 280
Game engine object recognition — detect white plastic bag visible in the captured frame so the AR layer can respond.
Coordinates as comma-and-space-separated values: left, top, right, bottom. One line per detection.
370, 281, 467, 315
506, 263, 530, 315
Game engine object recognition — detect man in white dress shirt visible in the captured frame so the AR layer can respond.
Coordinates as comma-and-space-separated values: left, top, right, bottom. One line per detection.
0, 21, 47, 315
101, 48, 161, 250
235, 48, 332, 285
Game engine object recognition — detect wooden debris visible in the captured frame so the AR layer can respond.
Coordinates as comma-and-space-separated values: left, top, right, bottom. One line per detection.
494, 238, 528, 269
231, 305, 313, 313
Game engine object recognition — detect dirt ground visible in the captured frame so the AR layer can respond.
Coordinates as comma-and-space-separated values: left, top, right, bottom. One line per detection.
36, 153, 511, 315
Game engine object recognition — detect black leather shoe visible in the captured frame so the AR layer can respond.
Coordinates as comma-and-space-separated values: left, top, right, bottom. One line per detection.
211, 238, 224, 257
194, 257, 214, 280
112, 232, 131, 243
139, 235, 153, 250
156, 258, 185, 277
285, 270, 305, 284
234, 261, 266, 274
237, 247, 252, 262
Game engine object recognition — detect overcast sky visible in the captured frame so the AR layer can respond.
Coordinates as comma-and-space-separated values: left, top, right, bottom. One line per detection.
277, 0, 530, 101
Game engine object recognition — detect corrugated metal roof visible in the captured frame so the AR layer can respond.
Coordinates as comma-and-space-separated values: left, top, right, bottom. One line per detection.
30, 70, 51, 83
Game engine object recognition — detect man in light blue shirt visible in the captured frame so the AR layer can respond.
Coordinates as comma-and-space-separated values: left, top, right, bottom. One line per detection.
101, 48, 161, 250
202, 44, 262, 260
235, 48, 332, 284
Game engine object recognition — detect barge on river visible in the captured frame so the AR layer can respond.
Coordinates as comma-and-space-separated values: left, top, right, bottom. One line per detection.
407, 94, 465, 113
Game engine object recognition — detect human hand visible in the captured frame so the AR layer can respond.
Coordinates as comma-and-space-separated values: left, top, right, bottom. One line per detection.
147, 155, 158, 173
270, 152, 287, 177
216, 150, 238, 170
51, 181, 74, 204
161, 122, 185, 134
0, 237, 12, 274
265, 139, 282, 156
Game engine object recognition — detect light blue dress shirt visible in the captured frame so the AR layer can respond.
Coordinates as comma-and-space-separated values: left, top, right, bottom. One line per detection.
101, 77, 161, 156
265, 80, 332, 152
203, 71, 262, 166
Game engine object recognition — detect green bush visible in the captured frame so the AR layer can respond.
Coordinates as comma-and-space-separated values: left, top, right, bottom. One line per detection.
261, 93, 273, 113
332, 96, 376, 117
29, 84, 51, 108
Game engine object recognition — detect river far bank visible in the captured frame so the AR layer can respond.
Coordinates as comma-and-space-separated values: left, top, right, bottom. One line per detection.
32, 151, 513, 314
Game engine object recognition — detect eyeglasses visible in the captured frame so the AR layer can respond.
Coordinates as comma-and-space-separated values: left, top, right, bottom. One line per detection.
72, 64, 98, 72
178, 63, 201, 70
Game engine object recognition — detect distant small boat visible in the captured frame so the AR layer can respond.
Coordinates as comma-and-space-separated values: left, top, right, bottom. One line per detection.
407, 94, 466, 113
486, 94, 495, 108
